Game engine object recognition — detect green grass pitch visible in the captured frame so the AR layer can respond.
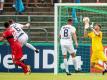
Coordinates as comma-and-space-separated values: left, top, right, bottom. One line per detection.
0, 73, 107, 80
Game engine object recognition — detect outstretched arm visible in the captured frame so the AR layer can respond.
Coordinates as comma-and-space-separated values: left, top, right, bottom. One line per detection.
18, 23, 30, 29
91, 28, 100, 36
23, 23, 30, 28
73, 32, 78, 48
90, 22, 100, 36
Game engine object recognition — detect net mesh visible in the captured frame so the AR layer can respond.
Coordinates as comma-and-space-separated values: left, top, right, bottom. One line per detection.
57, 4, 107, 73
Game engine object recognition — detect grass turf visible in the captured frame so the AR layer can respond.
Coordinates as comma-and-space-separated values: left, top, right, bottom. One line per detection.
0, 73, 107, 80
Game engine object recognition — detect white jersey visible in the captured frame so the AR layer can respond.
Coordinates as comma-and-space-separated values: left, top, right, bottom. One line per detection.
9, 23, 36, 51
10, 23, 27, 40
60, 24, 76, 45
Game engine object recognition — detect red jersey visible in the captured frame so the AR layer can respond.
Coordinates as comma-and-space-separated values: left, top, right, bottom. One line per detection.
3, 28, 15, 45
3, 27, 23, 60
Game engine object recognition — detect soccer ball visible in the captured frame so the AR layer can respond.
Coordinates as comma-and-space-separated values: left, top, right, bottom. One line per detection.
83, 17, 90, 23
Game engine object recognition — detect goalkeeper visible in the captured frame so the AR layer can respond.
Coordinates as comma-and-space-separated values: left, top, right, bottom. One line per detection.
84, 23, 107, 75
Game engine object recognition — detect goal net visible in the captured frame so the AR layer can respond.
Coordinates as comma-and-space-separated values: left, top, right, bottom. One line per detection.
54, 3, 107, 74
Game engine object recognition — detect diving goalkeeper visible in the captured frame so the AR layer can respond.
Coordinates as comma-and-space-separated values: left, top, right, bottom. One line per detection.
84, 23, 107, 75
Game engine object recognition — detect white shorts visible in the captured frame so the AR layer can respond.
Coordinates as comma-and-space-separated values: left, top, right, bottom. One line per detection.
18, 33, 28, 46
61, 45, 75, 55
0, 0, 4, 2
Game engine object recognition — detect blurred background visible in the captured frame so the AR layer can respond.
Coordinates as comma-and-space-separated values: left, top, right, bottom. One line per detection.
0, 0, 106, 43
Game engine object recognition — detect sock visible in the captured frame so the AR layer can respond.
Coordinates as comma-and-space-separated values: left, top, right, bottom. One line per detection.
72, 57, 78, 71
15, 60, 28, 73
64, 59, 69, 73
25, 43, 36, 51
104, 63, 107, 70
94, 65, 104, 71
75, 57, 81, 70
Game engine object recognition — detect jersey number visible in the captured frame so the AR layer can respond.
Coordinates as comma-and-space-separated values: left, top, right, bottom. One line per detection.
13, 25, 21, 32
64, 29, 68, 37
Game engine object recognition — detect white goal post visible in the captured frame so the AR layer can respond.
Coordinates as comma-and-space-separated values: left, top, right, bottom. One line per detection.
54, 3, 107, 74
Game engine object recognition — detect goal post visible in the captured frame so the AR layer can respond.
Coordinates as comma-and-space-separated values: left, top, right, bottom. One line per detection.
54, 3, 107, 74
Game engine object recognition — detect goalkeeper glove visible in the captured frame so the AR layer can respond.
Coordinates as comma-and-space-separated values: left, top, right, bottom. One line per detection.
90, 22, 94, 29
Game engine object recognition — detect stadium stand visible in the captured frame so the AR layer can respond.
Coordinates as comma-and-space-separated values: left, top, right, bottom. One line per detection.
0, 0, 54, 42
4, 0, 53, 15
62, 0, 107, 3
0, 0, 107, 43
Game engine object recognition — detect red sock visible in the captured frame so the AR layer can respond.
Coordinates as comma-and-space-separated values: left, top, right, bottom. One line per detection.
15, 60, 28, 73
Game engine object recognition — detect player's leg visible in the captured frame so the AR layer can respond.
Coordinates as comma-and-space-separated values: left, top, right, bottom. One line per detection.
13, 59, 29, 74
68, 45, 81, 72
99, 51, 107, 75
12, 53, 31, 74
103, 62, 107, 69
12, 43, 31, 74
25, 43, 39, 53
63, 55, 70, 75
17, 33, 28, 46
91, 62, 104, 71
91, 52, 106, 74
103, 62, 107, 75
61, 45, 71, 75
22, 34, 39, 53
71, 53, 81, 72
18, 34, 39, 53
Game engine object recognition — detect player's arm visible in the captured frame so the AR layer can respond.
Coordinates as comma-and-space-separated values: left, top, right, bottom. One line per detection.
91, 28, 100, 36
0, 32, 5, 41
84, 29, 93, 38
23, 23, 30, 28
72, 32, 78, 48
84, 22, 93, 37
18, 23, 30, 28
72, 27, 78, 48
0, 37, 4, 41
90, 22, 100, 36
84, 29, 88, 37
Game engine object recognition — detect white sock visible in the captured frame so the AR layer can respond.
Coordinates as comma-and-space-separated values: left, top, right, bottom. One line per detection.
72, 57, 78, 71
104, 63, 107, 70
64, 59, 69, 73
25, 43, 36, 51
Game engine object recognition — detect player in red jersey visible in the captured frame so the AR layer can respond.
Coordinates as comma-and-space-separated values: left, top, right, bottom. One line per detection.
0, 22, 31, 74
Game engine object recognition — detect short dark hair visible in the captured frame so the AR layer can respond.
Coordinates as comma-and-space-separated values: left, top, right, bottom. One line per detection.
8, 19, 14, 24
68, 19, 73, 22
4, 22, 10, 28
96, 24, 101, 29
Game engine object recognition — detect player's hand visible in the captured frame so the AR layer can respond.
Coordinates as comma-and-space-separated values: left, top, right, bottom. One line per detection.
90, 22, 94, 29
26, 23, 30, 28
75, 42, 78, 48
